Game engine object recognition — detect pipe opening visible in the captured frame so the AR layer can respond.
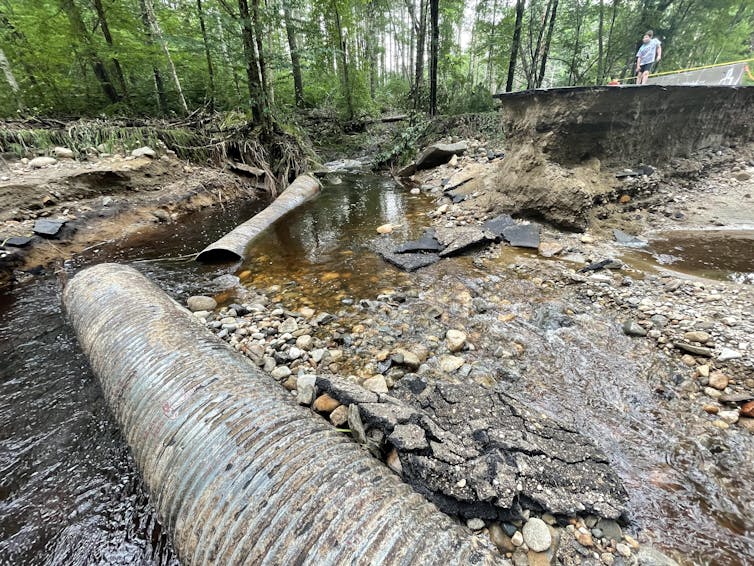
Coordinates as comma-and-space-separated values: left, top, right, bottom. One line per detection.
196, 248, 243, 263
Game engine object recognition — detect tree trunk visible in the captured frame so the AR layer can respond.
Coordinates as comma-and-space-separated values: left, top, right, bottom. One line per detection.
143, 0, 188, 114
196, 0, 215, 107
238, 0, 266, 123
283, 4, 304, 107
596, 0, 605, 84
138, 0, 168, 113
486, 0, 499, 92
333, 2, 354, 120
411, 0, 427, 109
251, 0, 268, 99
0, 46, 23, 108
59, 0, 121, 104
92, 0, 128, 97
506, 0, 525, 92
428, 0, 438, 115
535, 0, 559, 87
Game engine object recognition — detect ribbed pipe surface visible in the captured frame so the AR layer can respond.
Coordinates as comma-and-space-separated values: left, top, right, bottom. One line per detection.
63, 264, 507, 565
196, 174, 321, 262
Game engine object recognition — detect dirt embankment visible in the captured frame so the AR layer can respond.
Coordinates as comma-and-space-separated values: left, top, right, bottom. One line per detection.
0, 152, 263, 288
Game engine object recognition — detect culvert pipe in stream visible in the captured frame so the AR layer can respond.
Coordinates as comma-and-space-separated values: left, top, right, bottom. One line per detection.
196, 174, 321, 263
63, 263, 507, 566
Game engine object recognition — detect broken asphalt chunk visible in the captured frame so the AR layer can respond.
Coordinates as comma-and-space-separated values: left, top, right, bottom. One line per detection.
502, 223, 541, 248
33, 219, 66, 238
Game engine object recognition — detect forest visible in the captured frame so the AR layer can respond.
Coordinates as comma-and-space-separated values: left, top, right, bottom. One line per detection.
0, 0, 753, 122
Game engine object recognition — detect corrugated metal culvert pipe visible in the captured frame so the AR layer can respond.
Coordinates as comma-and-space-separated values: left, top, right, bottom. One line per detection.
63, 263, 508, 565
196, 174, 321, 263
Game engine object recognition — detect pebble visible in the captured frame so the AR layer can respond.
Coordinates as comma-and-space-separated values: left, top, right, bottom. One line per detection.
439, 355, 465, 373
717, 348, 741, 361
329, 404, 349, 426
270, 366, 291, 380
718, 409, 739, 424
622, 320, 647, 337
683, 331, 710, 343
488, 523, 515, 552
522, 518, 552, 552
295, 335, 313, 350
616, 543, 631, 557
313, 394, 341, 413
467, 518, 485, 530
362, 375, 389, 393
511, 531, 524, 547
697, 364, 710, 377
187, 295, 217, 312
708, 371, 729, 390
446, 329, 467, 352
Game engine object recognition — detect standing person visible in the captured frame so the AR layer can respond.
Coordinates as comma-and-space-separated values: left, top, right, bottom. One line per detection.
635, 30, 662, 85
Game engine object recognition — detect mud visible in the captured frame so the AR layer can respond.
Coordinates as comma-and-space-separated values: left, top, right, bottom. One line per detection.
0, 153, 263, 287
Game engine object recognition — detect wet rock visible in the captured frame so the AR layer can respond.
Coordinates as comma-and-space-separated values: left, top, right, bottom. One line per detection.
29, 156, 57, 168
623, 321, 647, 337
131, 146, 156, 158
578, 258, 622, 273
187, 296, 217, 311
374, 239, 442, 272
33, 218, 65, 238
538, 241, 563, 257
635, 546, 680, 566
394, 229, 444, 253
674, 342, 712, 357
210, 274, 240, 290
396, 162, 417, 177
376, 223, 397, 234
613, 229, 647, 247
416, 142, 468, 170
435, 226, 495, 257
502, 223, 541, 248
523, 518, 552, 552
482, 214, 515, 238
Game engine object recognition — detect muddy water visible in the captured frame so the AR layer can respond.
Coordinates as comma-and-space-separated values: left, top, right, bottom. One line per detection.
2, 174, 752, 565
624, 229, 754, 284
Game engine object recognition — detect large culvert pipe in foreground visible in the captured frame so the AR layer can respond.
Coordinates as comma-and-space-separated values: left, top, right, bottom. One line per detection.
63, 263, 506, 566
197, 174, 321, 263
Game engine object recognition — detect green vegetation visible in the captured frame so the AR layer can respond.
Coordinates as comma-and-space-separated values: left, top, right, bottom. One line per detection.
0, 0, 752, 120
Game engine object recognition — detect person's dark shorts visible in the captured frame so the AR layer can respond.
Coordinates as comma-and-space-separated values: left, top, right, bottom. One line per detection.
639, 62, 654, 73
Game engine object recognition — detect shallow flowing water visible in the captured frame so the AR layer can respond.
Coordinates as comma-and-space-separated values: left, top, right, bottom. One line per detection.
1, 175, 752, 565
624, 229, 754, 284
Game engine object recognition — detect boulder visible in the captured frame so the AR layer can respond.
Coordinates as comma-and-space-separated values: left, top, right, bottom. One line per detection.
415, 142, 468, 170
29, 156, 58, 168
53, 147, 75, 159
131, 146, 156, 158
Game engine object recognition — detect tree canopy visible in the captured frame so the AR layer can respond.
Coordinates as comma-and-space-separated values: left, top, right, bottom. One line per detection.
0, 0, 752, 119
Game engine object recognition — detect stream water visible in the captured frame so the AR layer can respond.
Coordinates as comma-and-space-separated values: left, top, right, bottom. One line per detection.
1, 174, 752, 564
